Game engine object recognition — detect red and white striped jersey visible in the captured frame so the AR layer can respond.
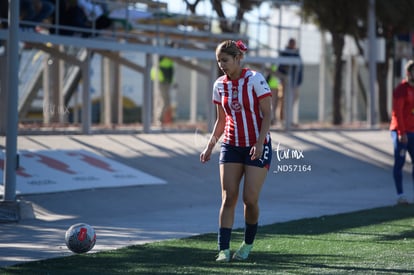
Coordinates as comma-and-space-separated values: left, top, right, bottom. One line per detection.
213, 68, 272, 147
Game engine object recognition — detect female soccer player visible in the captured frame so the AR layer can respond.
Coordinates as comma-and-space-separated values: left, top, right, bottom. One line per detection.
200, 40, 272, 262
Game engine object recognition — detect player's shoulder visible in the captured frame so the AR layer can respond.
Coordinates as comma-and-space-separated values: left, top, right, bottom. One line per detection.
244, 69, 270, 94
244, 68, 263, 78
213, 75, 226, 86
245, 69, 266, 84
218, 74, 227, 81
395, 80, 410, 93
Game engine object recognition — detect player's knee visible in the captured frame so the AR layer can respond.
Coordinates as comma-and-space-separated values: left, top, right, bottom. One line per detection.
243, 195, 258, 208
222, 193, 238, 208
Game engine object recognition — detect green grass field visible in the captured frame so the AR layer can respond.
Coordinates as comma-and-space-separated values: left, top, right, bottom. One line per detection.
2, 205, 414, 274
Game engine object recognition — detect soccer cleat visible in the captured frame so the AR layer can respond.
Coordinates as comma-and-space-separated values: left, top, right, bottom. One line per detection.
397, 196, 409, 205
233, 241, 253, 261
216, 249, 230, 262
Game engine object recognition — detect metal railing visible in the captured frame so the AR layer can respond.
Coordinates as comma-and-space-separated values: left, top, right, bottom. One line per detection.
0, 0, 296, 56
0, 0, 302, 133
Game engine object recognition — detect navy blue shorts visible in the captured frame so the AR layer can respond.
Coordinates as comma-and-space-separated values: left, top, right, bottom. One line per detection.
219, 140, 272, 169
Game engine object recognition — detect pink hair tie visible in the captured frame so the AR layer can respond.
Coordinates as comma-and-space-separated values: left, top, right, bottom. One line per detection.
235, 40, 248, 52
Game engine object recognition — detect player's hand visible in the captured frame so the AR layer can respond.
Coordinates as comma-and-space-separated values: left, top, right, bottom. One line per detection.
250, 144, 263, 160
200, 147, 212, 163
399, 134, 408, 144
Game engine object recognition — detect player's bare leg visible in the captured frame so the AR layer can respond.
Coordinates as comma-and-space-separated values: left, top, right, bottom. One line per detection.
232, 165, 267, 261
219, 163, 244, 228
216, 163, 244, 262
243, 165, 267, 224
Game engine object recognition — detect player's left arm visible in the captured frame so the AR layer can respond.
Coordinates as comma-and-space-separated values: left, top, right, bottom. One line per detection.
255, 72, 272, 145
249, 72, 272, 160
257, 96, 272, 145
250, 95, 271, 160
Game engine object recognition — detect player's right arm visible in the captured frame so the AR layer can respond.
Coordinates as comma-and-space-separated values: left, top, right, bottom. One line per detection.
393, 84, 407, 140
200, 106, 225, 163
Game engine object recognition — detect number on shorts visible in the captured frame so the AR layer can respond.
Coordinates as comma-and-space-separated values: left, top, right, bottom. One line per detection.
263, 145, 270, 160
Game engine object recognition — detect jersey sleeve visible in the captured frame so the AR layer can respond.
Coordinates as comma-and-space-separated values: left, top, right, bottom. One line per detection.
253, 72, 272, 99
393, 83, 407, 135
212, 79, 222, 105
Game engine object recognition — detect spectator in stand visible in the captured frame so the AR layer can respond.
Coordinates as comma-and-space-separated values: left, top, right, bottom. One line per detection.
276, 38, 303, 125
0, 1, 8, 28
20, 0, 55, 31
0, 0, 54, 31
266, 64, 281, 125
151, 53, 175, 125
55, 0, 112, 37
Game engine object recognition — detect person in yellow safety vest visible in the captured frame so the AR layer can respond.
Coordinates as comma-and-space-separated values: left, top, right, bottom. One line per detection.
151, 55, 175, 125
266, 65, 280, 125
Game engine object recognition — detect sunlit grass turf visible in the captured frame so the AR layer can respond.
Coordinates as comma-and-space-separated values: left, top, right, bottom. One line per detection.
2, 204, 414, 275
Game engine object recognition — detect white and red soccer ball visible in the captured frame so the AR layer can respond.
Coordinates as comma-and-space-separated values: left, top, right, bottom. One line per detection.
65, 223, 96, 254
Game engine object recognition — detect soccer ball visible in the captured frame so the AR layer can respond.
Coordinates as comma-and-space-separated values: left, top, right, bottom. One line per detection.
65, 223, 96, 254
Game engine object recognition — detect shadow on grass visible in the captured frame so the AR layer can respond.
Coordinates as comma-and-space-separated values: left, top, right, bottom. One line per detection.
259, 204, 414, 236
